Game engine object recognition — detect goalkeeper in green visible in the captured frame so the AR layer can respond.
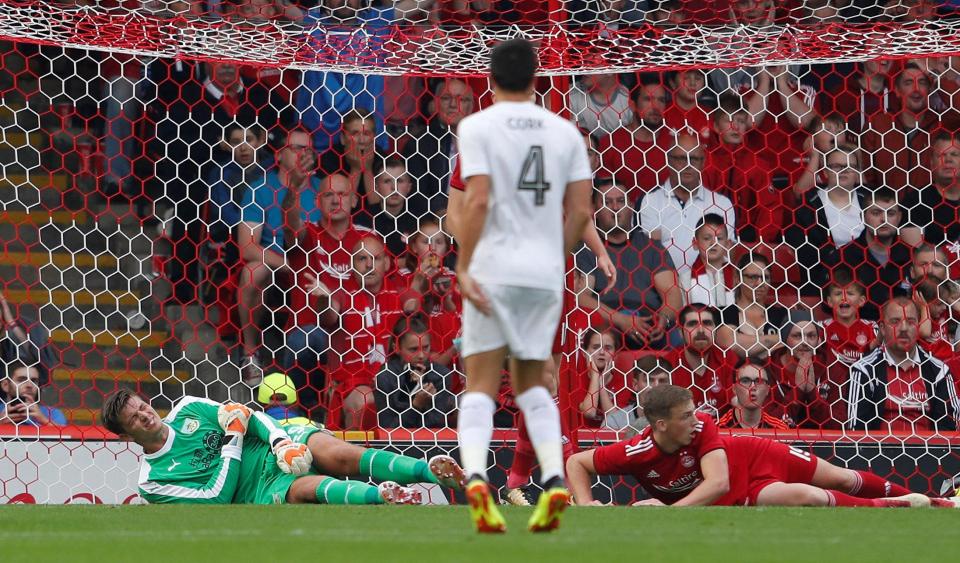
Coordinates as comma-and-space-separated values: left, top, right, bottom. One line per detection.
101, 389, 465, 505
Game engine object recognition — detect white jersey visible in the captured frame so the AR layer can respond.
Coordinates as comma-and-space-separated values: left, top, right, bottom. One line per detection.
457, 100, 592, 291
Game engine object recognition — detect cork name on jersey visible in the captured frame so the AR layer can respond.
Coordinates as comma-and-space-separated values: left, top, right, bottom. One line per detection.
507, 118, 543, 129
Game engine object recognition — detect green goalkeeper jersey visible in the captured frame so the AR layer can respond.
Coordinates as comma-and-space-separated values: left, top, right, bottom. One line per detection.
138, 396, 292, 504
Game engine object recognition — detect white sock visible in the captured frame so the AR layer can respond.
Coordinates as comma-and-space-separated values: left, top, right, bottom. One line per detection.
457, 392, 496, 481
515, 386, 564, 486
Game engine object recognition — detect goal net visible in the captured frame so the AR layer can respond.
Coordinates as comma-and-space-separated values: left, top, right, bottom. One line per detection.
2, 0, 960, 505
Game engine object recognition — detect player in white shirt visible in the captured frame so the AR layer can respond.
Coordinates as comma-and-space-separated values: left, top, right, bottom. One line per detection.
448, 39, 593, 534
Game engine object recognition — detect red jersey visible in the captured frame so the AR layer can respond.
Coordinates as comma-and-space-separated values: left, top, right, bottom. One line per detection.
664, 103, 712, 140
742, 84, 816, 214
920, 312, 954, 362
703, 141, 779, 240
327, 279, 404, 390
288, 224, 372, 328
592, 413, 724, 504
664, 347, 737, 415
592, 413, 818, 506
598, 128, 670, 203
884, 364, 932, 432
823, 318, 878, 366
717, 409, 790, 430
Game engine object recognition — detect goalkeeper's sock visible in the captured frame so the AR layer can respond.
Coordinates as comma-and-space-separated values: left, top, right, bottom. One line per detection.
848, 470, 912, 498
315, 477, 383, 505
508, 419, 536, 489
457, 392, 496, 482
358, 449, 438, 485
515, 386, 564, 486
825, 490, 881, 507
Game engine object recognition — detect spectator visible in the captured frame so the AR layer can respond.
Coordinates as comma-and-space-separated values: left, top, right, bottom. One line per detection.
702, 96, 778, 242
902, 131, 960, 246
786, 145, 867, 297
575, 179, 683, 350
897, 243, 951, 295
914, 276, 958, 362
206, 123, 267, 266
597, 75, 672, 201
568, 73, 635, 137
717, 358, 791, 429
774, 310, 838, 429
716, 251, 789, 360
821, 58, 894, 134
792, 113, 850, 199
831, 187, 912, 321
317, 235, 415, 429
714, 62, 817, 204
576, 328, 638, 429
256, 372, 311, 426
664, 303, 738, 416
0, 291, 54, 387
403, 78, 476, 215
0, 363, 65, 427
296, 0, 393, 154
639, 132, 737, 273
664, 69, 711, 139
237, 127, 323, 383
320, 109, 383, 202
282, 172, 373, 417
396, 218, 460, 366
848, 296, 960, 432
822, 268, 879, 367
354, 155, 418, 258
375, 314, 456, 429
680, 213, 736, 308
622, 356, 674, 435
863, 63, 960, 190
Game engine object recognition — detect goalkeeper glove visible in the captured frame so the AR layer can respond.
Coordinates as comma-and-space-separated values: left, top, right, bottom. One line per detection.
218, 403, 252, 436
273, 438, 313, 475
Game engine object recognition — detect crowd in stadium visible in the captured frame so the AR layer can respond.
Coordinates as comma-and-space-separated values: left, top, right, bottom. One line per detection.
5, 0, 960, 436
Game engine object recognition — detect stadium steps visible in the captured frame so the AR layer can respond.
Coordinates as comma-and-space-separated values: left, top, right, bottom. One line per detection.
53, 368, 190, 384
59, 407, 172, 426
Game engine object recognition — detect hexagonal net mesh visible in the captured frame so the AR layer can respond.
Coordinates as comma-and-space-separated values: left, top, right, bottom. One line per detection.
2, 0, 960, 504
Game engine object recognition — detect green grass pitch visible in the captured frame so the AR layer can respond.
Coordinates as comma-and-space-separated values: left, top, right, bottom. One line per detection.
2, 505, 958, 562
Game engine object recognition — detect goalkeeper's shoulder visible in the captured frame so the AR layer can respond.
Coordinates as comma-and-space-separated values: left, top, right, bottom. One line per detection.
165, 395, 222, 422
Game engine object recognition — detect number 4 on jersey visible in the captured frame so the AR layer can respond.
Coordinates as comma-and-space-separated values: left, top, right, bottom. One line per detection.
518, 145, 551, 206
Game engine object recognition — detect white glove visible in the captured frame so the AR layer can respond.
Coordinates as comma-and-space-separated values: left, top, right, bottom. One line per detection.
273, 438, 313, 475
217, 403, 252, 436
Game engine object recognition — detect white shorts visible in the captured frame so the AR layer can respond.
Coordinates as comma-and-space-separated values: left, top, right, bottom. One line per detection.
461, 283, 563, 361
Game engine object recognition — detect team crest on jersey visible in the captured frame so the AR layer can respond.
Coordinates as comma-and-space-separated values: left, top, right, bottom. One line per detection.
180, 418, 200, 435
681, 454, 695, 468
856, 334, 868, 346
203, 430, 223, 451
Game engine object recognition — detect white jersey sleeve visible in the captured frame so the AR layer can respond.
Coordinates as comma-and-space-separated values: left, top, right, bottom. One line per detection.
457, 101, 592, 290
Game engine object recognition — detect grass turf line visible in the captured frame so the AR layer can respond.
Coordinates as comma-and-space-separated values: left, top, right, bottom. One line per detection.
1, 505, 957, 563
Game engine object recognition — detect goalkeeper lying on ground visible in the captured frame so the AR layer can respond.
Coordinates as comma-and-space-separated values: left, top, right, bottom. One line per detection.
101, 389, 465, 505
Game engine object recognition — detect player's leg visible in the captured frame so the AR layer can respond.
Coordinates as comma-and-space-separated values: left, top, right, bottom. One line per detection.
505, 356, 558, 505
755, 482, 929, 508
510, 357, 571, 532
808, 457, 913, 498
304, 429, 463, 488
238, 260, 269, 377
286, 474, 420, 505
460, 346, 510, 533
342, 385, 375, 430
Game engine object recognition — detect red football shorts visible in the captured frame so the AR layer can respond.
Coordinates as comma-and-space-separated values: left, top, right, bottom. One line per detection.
723, 436, 819, 506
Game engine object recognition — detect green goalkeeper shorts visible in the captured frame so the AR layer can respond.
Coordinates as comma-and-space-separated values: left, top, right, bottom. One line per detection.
234, 424, 324, 504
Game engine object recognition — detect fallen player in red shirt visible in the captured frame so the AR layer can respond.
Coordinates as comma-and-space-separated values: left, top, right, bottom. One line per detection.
566, 384, 956, 508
